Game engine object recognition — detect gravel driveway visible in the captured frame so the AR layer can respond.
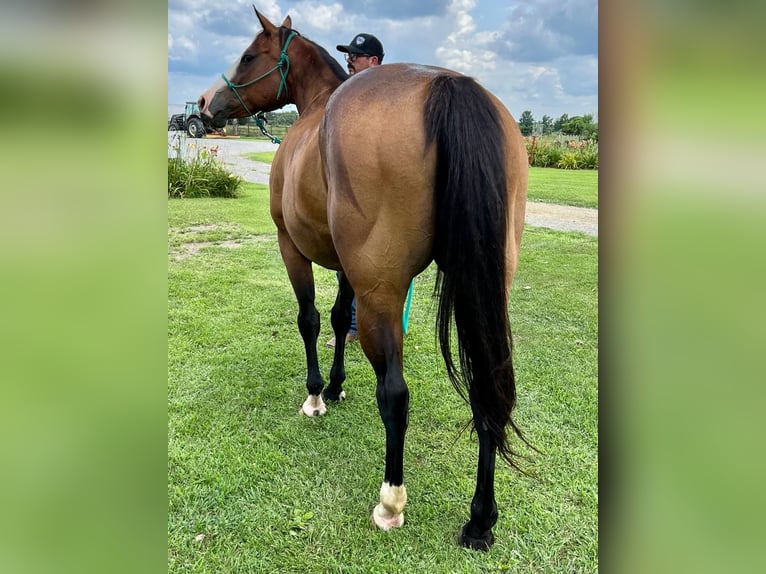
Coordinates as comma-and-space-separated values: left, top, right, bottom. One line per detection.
170, 134, 597, 236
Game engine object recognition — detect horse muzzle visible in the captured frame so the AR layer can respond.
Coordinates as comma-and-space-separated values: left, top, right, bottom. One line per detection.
197, 88, 230, 128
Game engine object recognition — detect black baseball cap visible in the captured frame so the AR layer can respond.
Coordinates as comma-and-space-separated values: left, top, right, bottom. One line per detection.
336, 33, 384, 59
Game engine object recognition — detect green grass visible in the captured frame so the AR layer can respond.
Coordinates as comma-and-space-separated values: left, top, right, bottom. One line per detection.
168, 183, 273, 252
245, 151, 277, 164
527, 168, 598, 209
168, 185, 598, 572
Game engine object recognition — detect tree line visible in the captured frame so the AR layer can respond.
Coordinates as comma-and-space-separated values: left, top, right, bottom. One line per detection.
232, 111, 298, 127
517, 111, 598, 141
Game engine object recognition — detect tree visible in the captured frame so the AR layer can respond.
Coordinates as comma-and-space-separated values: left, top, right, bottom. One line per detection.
588, 123, 598, 142
562, 114, 598, 140
581, 114, 598, 141
518, 110, 534, 136
541, 115, 553, 135
265, 110, 298, 126
562, 116, 583, 136
554, 113, 569, 132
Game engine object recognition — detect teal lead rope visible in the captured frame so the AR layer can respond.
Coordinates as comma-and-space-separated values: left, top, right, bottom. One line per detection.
254, 113, 281, 144
402, 279, 415, 334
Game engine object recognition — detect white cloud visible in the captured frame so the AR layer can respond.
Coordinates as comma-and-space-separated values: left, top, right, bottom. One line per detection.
291, 2, 346, 32
446, 0, 476, 40
168, 34, 198, 61
435, 46, 496, 73
435, 0, 496, 73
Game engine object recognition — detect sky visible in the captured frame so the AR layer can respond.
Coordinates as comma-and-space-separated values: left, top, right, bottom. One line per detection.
168, 0, 597, 122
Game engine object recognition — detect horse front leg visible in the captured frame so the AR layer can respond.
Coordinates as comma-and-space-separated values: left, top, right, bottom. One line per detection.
277, 232, 326, 416
458, 408, 499, 551
323, 271, 354, 402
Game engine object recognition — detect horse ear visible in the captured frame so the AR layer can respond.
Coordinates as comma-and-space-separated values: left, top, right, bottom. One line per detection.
253, 6, 277, 33
282, 15, 292, 28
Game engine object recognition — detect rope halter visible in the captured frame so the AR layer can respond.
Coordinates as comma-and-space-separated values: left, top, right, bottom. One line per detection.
220, 30, 298, 124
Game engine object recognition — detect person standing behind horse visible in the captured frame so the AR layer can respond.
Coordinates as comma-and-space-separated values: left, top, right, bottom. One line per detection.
336, 33, 384, 76
326, 33, 385, 348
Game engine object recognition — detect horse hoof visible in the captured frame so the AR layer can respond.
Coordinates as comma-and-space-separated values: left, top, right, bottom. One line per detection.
372, 504, 405, 531
458, 522, 494, 551
372, 482, 407, 530
322, 389, 346, 402
301, 394, 327, 416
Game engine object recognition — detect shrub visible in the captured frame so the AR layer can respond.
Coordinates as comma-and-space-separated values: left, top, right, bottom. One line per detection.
579, 144, 599, 169
534, 141, 564, 168
557, 151, 580, 170
525, 136, 598, 170
168, 147, 243, 199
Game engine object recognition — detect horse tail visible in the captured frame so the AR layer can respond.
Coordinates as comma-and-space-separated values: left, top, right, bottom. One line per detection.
424, 74, 528, 470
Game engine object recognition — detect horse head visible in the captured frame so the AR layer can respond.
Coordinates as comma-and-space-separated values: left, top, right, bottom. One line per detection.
198, 8, 294, 128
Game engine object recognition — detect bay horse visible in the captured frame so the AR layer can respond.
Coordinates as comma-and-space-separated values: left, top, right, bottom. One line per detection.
198, 8, 529, 550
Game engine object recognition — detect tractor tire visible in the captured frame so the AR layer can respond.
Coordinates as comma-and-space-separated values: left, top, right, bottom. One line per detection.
187, 118, 205, 138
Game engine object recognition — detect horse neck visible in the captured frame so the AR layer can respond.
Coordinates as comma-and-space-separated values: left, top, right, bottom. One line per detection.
287, 41, 345, 115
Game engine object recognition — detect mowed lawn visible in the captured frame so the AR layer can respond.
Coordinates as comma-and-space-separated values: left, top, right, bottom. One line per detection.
528, 167, 598, 209
168, 176, 598, 572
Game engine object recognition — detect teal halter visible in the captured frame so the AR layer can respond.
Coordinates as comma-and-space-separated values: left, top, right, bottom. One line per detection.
221, 30, 298, 121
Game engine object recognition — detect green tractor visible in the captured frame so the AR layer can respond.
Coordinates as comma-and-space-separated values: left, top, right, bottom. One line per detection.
168, 101, 209, 138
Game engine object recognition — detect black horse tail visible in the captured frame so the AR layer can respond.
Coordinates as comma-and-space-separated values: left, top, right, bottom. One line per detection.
424, 74, 528, 470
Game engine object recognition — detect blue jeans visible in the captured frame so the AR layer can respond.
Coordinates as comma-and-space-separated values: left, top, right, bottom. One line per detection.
349, 297, 357, 335
336, 272, 357, 335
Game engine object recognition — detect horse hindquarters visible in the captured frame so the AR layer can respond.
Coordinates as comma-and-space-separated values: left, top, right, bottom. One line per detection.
320, 64, 526, 547
425, 75, 526, 550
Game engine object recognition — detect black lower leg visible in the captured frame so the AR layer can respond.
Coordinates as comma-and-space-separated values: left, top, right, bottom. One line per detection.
325, 273, 354, 401
459, 412, 499, 551
296, 296, 324, 397
376, 357, 409, 486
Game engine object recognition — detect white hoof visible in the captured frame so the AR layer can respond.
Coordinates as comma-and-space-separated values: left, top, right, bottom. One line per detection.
372, 482, 407, 531
301, 394, 327, 417
372, 504, 405, 530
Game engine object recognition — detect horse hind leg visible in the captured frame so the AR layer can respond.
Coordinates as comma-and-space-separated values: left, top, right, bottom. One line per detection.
458, 409, 499, 551
371, 361, 409, 530
364, 318, 410, 531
